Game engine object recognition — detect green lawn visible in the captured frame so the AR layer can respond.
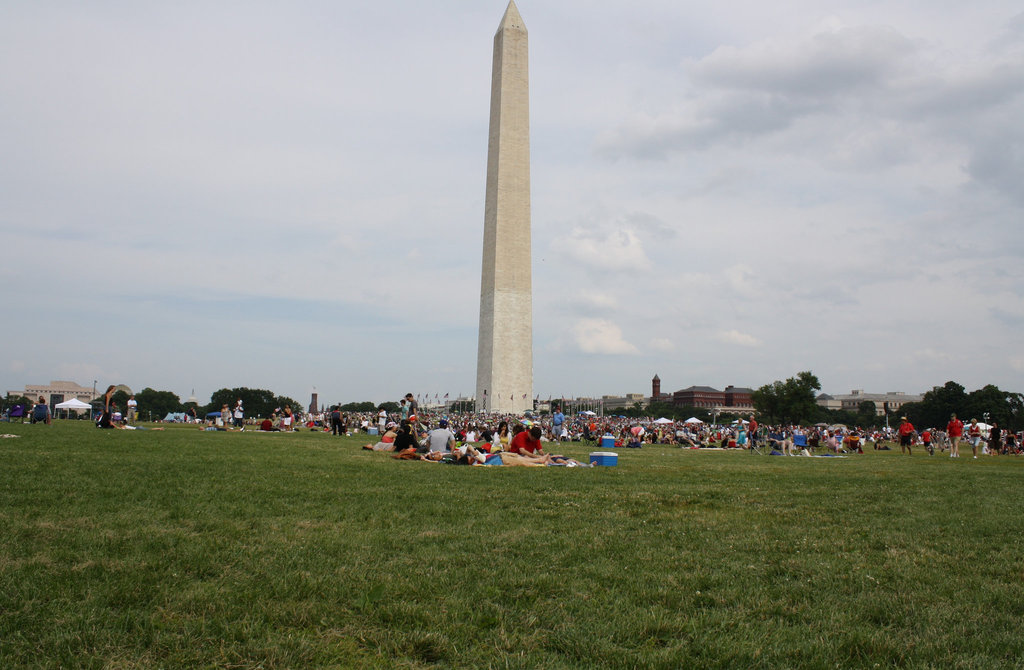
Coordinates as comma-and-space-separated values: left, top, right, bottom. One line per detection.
2, 421, 1022, 668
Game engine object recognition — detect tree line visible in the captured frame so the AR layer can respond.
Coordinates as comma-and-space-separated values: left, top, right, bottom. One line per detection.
100, 387, 303, 421
749, 372, 1022, 431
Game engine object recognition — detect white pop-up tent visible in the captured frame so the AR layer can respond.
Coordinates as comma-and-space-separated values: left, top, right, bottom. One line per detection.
684, 417, 704, 424
653, 417, 674, 424
55, 398, 92, 418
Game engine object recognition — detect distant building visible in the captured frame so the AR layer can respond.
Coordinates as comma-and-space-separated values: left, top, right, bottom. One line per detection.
724, 385, 754, 410
667, 384, 755, 412
600, 393, 647, 411
817, 390, 923, 416
651, 374, 662, 403
672, 386, 725, 409
816, 393, 842, 411
6, 380, 100, 409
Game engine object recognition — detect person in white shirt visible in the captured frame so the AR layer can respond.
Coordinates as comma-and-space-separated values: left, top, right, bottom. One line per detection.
126, 395, 138, 425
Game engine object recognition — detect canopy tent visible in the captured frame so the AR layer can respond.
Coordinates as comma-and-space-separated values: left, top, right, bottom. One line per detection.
55, 398, 91, 411
55, 398, 92, 418
578, 410, 597, 416
684, 417, 704, 424
653, 417, 674, 424
164, 412, 187, 422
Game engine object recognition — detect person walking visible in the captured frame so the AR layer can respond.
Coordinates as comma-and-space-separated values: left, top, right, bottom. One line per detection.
988, 421, 1002, 456
233, 399, 244, 430
946, 413, 964, 458
898, 416, 915, 454
967, 419, 983, 459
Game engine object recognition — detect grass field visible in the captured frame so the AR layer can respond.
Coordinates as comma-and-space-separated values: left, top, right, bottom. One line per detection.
2, 421, 1023, 669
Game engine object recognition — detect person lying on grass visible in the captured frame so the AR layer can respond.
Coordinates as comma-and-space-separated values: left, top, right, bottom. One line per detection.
362, 423, 398, 451
496, 451, 593, 467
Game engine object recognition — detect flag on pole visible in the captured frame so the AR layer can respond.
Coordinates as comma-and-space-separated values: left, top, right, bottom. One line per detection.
483, 389, 487, 396
444, 393, 449, 399
522, 394, 527, 399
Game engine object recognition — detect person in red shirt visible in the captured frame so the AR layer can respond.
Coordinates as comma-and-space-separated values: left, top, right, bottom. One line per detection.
747, 415, 758, 451
510, 426, 544, 455
946, 413, 964, 458
898, 417, 915, 454
921, 429, 933, 455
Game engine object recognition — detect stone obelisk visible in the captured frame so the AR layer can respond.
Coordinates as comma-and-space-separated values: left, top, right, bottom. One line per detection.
476, 0, 532, 415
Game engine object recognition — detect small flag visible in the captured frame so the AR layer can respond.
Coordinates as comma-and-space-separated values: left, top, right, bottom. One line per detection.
483, 389, 487, 396
522, 394, 527, 399
444, 393, 449, 399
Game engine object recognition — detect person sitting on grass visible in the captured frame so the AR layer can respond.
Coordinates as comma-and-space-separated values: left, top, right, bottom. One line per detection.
31, 397, 51, 425
509, 426, 545, 455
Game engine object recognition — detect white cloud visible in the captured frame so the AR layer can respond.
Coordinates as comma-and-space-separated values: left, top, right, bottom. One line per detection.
650, 338, 676, 352
572, 319, 639, 355
557, 226, 650, 272
718, 330, 762, 347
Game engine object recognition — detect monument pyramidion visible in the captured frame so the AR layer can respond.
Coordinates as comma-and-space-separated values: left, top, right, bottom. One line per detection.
476, 1, 533, 415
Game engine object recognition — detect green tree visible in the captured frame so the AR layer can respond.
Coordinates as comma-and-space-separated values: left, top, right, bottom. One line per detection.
110, 390, 130, 411
752, 371, 821, 425
906, 381, 967, 428
857, 401, 878, 428
275, 396, 302, 415
135, 388, 182, 421
965, 384, 1017, 429
340, 401, 376, 412
207, 388, 278, 418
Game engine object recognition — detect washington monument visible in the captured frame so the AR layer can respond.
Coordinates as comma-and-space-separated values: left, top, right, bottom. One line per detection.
476, 1, 532, 415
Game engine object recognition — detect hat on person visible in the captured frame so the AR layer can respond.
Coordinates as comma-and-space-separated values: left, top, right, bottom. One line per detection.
438, 419, 448, 428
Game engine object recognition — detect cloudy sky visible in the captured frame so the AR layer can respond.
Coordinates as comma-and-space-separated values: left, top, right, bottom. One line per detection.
2, 1, 1022, 407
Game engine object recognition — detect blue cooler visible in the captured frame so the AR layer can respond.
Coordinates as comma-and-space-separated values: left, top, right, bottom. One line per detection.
367, 427, 379, 435
600, 436, 616, 449
590, 451, 618, 466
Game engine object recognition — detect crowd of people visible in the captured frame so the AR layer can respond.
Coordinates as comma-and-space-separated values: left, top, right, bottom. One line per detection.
24, 385, 1021, 459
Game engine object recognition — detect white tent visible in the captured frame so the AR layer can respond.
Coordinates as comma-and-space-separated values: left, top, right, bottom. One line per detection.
653, 417, 674, 424
55, 398, 91, 417
684, 417, 704, 424
579, 410, 597, 416
55, 398, 91, 410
